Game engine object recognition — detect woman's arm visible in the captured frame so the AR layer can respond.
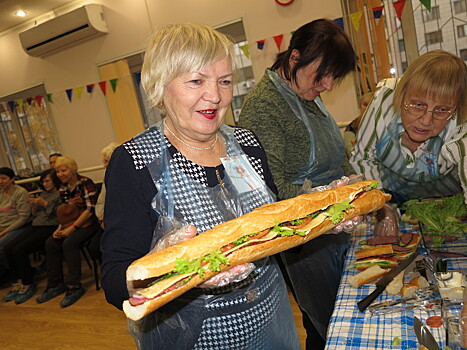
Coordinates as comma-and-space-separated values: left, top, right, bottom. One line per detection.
101, 146, 157, 309
4, 186, 31, 232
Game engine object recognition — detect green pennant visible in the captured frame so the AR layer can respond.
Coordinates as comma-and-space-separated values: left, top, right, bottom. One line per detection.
419, 0, 431, 11
46, 93, 53, 103
110, 78, 118, 93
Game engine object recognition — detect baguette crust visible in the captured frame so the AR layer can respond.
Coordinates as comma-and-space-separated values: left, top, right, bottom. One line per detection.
123, 182, 390, 320
128, 181, 389, 280
355, 244, 394, 260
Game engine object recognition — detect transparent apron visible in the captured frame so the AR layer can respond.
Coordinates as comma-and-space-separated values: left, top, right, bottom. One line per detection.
268, 70, 345, 187
376, 117, 461, 204
128, 120, 300, 350
269, 70, 350, 339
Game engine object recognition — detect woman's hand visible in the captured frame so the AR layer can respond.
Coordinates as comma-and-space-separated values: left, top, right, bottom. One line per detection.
53, 226, 75, 239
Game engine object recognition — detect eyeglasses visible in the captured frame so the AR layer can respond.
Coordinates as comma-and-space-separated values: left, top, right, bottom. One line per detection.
403, 103, 456, 121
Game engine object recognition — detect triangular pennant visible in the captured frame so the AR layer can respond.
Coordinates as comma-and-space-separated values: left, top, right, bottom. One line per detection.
109, 78, 118, 93
35, 96, 43, 108
134, 72, 141, 87
239, 44, 250, 59
419, 0, 431, 11
393, 0, 407, 20
65, 89, 73, 102
7, 101, 15, 113
273, 34, 284, 51
17, 99, 24, 110
26, 97, 33, 105
290, 30, 295, 36
86, 84, 95, 93
334, 17, 345, 30
46, 93, 53, 103
75, 87, 84, 100
350, 11, 363, 31
256, 40, 265, 50
372, 6, 384, 19
98, 81, 107, 96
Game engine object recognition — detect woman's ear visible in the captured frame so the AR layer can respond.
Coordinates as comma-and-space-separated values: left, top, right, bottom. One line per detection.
290, 49, 301, 62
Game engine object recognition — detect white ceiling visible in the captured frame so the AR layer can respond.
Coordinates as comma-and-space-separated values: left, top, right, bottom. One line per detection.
0, 0, 79, 34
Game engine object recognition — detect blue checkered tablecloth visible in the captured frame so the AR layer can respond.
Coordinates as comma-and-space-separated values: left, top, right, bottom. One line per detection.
325, 222, 446, 350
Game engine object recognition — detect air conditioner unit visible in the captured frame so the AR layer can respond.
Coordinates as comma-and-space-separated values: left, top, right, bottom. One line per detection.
19, 4, 108, 57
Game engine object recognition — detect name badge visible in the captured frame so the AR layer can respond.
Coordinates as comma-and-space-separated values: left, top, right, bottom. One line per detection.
220, 155, 263, 194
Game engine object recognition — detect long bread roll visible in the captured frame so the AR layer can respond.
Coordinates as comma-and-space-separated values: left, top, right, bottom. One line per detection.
124, 181, 390, 320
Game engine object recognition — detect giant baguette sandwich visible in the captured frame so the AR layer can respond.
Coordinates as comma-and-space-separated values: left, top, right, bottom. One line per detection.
124, 181, 391, 320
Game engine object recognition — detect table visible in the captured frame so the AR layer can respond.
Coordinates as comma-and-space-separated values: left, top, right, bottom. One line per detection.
325, 222, 446, 350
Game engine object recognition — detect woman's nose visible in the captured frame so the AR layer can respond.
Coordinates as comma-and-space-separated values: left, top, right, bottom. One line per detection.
203, 82, 221, 103
321, 76, 334, 91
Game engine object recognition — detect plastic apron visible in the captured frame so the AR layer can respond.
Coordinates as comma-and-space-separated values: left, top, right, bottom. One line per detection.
269, 70, 350, 340
376, 117, 462, 204
268, 70, 345, 187
128, 120, 300, 350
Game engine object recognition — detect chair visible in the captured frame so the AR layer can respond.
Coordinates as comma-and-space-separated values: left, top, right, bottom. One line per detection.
80, 228, 103, 291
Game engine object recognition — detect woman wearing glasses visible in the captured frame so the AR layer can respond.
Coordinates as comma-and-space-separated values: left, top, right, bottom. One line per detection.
351, 50, 467, 204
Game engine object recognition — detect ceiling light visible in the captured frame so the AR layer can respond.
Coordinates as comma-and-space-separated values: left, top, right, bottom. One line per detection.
15, 10, 26, 17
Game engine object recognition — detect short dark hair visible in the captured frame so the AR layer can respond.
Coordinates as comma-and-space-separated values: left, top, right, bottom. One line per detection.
0, 167, 15, 179
49, 153, 62, 159
38, 168, 60, 190
272, 18, 356, 85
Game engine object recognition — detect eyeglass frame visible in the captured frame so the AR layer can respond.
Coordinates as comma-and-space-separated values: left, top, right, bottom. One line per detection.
403, 103, 456, 121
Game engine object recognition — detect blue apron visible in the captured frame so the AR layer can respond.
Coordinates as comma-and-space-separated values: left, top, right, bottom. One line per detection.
376, 117, 462, 204
268, 70, 345, 187
128, 120, 300, 350
269, 71, 350, 340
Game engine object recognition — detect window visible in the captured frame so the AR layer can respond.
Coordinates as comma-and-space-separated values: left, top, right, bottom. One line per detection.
461, 49, 467, 61
398, 39, 405, 52
423, 6, 440, 21
453, 0, 467, 13
458, 24, 467, 38
425, 30, 443, 45
0, 85, 61, 177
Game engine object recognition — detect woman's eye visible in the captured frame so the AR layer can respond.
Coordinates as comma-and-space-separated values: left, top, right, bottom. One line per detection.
435, 107, 450, 113
413, 103, 426, 110
220, 79, 232, 86
188, 79, 203, 86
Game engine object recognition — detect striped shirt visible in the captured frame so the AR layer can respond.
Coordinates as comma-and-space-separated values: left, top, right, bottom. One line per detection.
350, 78, 467, 203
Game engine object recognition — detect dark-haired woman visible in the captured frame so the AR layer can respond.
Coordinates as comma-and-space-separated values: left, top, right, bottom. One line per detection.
2, 169, 61, 304
239, 19, 357, 349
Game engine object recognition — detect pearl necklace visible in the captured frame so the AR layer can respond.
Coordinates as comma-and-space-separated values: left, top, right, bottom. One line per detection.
164, 121, 218, 151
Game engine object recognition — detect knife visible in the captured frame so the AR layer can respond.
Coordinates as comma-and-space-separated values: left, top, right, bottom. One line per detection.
413, 316, 440, 350
357, 251, 418, 312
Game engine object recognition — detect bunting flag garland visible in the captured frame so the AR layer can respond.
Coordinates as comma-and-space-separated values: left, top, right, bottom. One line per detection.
86, 84, 95, 94
35, 96, 43, 108
98, 81, 107, 96
393, 0, 406, 20
17, 99, 24, 110
256, 40, 265, 50
334, 17, 345, 30
419, 0, 431, 11
26, 97, 33, 105
273, 34, 284, 51
110, 78, 118, 93
372, 6, 384, 19
75, 86, 84, 100
239, 44, 250, 59
65, 89, 73, 103
7, 101, 15, 113
350, 11, 363, 31
46, 93, 53, 103
135, 72, 141, 87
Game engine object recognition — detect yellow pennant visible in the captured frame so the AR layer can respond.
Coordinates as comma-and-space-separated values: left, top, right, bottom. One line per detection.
75, 86, 84, 100
239, 44, 250, 59
350, 11, 363, 31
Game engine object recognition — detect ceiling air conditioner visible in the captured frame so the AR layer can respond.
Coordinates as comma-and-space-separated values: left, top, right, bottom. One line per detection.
19, 4, 108, 57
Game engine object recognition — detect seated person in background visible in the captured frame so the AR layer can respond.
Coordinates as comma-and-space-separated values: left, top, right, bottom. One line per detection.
351, 50, 467, 205
95, 142, 119, 228
36, 156, 100, 308
0, 167, 31, 282
343, 92, 374, 158
2, 169, 61, 303
48, 153, 62, 169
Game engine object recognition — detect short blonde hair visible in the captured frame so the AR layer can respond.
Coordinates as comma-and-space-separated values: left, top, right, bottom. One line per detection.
54, 156, 78, 173
101, 142, 119, 159
393, 50, 467, 124
141, 23, 236, 108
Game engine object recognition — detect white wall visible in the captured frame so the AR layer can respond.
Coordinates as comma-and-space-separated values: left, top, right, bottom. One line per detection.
0, 0, 359, 182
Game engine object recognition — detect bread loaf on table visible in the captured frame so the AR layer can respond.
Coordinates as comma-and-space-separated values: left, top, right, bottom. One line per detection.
349, 265, 388, 288
124, 181, 391, 321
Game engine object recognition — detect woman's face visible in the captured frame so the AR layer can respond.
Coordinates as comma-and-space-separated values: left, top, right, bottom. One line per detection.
401, 95, 455, 145
0, 175, 13, 191
288, 52, 334, 101
55, 165, 74, 184
42, 175, 55, 192
162, 56, 233, 141
103, 156, 110, 168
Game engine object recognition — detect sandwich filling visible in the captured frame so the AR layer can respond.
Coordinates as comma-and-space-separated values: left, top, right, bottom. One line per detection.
129, 182, 379, 306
